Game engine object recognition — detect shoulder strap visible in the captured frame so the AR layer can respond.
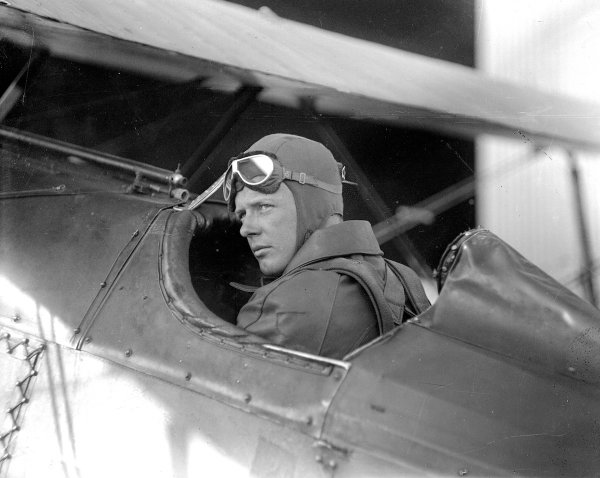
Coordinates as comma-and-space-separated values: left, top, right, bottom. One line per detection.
302, 257, 397, 335
384, 259, 431, 318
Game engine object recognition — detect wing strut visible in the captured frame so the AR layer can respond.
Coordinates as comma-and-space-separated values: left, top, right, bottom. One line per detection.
0, 48, 46, 123
373, 176, 475, 244
303, 101, 431, 279
569, 151, 597, 306
184, 85, 262, 189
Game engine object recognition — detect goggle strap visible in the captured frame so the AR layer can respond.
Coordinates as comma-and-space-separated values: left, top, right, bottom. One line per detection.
282, 168, 342, 194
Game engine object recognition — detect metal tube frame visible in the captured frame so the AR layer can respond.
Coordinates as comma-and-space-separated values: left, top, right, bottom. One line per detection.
568, 150, 597, 306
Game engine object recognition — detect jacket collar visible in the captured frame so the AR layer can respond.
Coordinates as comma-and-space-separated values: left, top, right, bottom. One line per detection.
284, 220, 382, 274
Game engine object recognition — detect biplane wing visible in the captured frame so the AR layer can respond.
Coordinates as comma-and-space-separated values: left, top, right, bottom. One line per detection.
2, 0, 600, 151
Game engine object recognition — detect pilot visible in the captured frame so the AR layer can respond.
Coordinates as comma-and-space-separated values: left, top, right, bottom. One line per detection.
225, 133, 425, 358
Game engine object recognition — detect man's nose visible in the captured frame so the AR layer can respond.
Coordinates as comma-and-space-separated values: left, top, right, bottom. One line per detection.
239, 213, 259, 237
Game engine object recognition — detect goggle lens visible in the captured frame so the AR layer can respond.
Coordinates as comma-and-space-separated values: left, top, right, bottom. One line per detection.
223, 154, 275, 201
236, 155, 274, 185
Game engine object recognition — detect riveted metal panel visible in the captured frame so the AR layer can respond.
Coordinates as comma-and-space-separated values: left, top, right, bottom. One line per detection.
7, 342, 333, 478
80, 209, 348, 438
324, 324, 600, 476
0, 189, 167, 346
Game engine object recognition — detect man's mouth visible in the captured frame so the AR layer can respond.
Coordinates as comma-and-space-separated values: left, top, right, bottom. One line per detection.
252, 245, 270, 258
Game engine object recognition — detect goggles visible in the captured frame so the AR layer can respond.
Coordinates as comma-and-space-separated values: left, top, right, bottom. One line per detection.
223, 151, 343, 202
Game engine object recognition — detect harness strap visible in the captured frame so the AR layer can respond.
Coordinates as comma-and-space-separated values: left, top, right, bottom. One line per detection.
384, 259, 431, 317
382, 264, 406, 325
304, 258, 397, 334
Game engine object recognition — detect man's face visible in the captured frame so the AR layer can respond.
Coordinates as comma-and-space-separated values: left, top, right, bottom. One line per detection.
234, 183, 298, 277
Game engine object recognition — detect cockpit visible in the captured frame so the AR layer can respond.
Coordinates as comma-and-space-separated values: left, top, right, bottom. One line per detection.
0, 37, 475, 356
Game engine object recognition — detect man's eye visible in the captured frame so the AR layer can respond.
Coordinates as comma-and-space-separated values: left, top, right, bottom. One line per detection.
259, 203, 273, 211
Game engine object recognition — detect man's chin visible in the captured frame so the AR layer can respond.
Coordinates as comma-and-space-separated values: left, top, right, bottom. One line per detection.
258, 260, 284, 277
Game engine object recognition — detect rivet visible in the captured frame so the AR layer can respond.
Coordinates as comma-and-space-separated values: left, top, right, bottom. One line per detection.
244, 393, 252, 403
451, 245, 458, 250
315, 455, 323, 463
185, 372, 192, 381
100, 282, 107, 288
328, 459, 337, 469
125, 349, 133, 357
441, 266, 448, 272
332, 371, 343, 381
132, 230, 140, 237
73, 328, 81, 335
84, 336, 92, 344
12, 315, 20, 322
458, 468, 469, 476
568, 366, 576, 373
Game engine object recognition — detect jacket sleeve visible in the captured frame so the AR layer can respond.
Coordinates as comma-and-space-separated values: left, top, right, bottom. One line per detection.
236, 270, 378, 358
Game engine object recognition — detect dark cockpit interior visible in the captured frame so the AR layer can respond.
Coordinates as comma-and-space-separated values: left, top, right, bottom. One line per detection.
188, 202, 261, 324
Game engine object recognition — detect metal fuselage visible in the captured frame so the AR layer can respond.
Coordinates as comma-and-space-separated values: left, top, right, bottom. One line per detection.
2, 137, 600, 477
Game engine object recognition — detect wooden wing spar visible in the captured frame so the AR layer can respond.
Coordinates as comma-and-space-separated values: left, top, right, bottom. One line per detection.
2, 0, 599, 151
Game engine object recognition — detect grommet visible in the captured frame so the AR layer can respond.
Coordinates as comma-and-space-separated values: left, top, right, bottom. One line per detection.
244, 393, 252, 403
125, 349, 133, 357
185, 372, 192, 381
84, 336, 92, 344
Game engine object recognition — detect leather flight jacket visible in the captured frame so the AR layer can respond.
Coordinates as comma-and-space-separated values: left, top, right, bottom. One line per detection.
236, 220, 430, 359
